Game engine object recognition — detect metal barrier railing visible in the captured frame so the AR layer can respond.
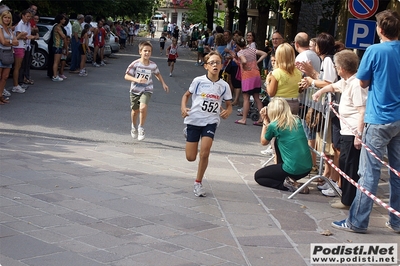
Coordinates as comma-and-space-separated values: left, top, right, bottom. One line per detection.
288, 87, 342, 199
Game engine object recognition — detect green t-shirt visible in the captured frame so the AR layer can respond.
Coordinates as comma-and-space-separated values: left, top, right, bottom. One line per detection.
265, 119, 312, 175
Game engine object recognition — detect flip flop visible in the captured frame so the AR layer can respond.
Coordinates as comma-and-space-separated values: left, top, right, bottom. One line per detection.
235, 120, 246, 125
24, 79, 34, 85
253, 121, 263, 126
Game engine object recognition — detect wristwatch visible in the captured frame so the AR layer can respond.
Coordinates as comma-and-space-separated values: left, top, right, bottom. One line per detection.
311, 80, 315, 88
9, 39, 12, 44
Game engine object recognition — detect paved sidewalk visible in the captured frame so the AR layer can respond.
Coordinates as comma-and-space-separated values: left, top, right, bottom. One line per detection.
0, 131, 399, 266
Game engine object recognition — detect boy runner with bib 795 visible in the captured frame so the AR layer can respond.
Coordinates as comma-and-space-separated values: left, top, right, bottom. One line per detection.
125, 41, 169, 141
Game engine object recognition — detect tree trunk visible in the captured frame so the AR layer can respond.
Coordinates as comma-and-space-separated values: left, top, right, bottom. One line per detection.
256, 3, 270, 49
336, 0, 348, 43
238, 0, 248, 35
283, 0, 301, 42
206, 0, 214, 31
226, 0, 235, 31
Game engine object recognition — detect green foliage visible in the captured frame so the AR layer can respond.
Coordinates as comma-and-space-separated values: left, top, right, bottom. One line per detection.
185, 0, 207, 24
2, 0, 155, 21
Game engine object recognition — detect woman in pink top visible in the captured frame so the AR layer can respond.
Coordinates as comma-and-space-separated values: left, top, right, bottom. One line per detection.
233, 36, 267, 125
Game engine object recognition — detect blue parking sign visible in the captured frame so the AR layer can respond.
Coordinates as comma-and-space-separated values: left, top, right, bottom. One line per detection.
345, 18, 376, 50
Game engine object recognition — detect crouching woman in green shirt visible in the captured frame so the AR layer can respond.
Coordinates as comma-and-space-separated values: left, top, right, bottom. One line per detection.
255, 97, 312, 193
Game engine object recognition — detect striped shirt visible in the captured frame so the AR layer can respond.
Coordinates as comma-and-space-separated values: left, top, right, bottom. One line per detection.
126, 59, 160, 94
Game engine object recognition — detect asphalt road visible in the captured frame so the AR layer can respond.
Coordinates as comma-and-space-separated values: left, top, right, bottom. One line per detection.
1, 37, 263, 158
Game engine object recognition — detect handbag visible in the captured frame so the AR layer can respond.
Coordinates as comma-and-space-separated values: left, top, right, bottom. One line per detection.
0, 48, 14, 65
221, 59, 231, 82
235, 65, 242, 81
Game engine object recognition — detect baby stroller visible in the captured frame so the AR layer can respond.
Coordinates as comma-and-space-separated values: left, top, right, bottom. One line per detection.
238, 91, 270, 121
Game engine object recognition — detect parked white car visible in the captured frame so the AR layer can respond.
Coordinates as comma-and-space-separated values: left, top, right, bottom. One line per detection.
32, 18, 113, 68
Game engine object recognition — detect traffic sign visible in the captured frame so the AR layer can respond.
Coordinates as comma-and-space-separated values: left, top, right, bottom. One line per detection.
345, 18, 376, 50
348, 0, 379, 19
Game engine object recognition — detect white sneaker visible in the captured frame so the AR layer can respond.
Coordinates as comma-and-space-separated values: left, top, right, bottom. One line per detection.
12, 85, 25, 93
194, 182, 206, 197
322, 187, 341, 197
317, 179, 336, 190
260, 147, 273, 155
52, 76, 63, 82
79, 70, 88, 77
100, 61, 106, 66
92, 62, 100, 67
19, 84, 29, 89
131, 127, 137, 139
137, 127, 145, 141
2, 89, 11, 97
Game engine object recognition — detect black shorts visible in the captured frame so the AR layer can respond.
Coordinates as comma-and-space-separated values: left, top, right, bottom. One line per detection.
167, 59, 176, 63
78, 44, 86, 55
186, 123, 217, 142
226, 64, 241, 88
244, 88, 261, 95
160, 43, 165, 49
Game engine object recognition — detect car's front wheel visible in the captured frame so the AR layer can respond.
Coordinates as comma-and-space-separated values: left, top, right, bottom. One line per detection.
31, 48, 48, 70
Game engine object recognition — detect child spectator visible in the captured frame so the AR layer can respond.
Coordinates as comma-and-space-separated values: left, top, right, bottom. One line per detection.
119, 25, 127, 49
181, 51, 233, 197
59, 35, 70, 79
195, 35, 204, 66
124, 41, 169, 141
166, 37, 178, 77
79, 23, 90, 77
159, 32, 167, 55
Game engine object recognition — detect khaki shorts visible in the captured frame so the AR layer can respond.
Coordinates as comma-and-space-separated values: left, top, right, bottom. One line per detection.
130, 92, 152, 110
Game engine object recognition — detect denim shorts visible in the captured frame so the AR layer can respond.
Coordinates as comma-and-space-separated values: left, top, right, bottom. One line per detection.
53, 47, 63, 54
186, 123, 217, 142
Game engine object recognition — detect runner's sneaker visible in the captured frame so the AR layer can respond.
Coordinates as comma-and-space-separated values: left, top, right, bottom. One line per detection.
137, 127, 145, 141
52, 76, 63, 82
131, 127, 137, 139
2, 89, 11, 97
183, 127, 187, 139
331, 219, 354, 232
194, 182, 206, 197
100, 61, 106, 66
12, 85, 25, 93
385, 221, 400, 233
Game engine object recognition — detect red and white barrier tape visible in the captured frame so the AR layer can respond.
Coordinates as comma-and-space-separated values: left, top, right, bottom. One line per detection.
329, 101, 399, 178
321, 152, 400, 217
325, 102, 400, 217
